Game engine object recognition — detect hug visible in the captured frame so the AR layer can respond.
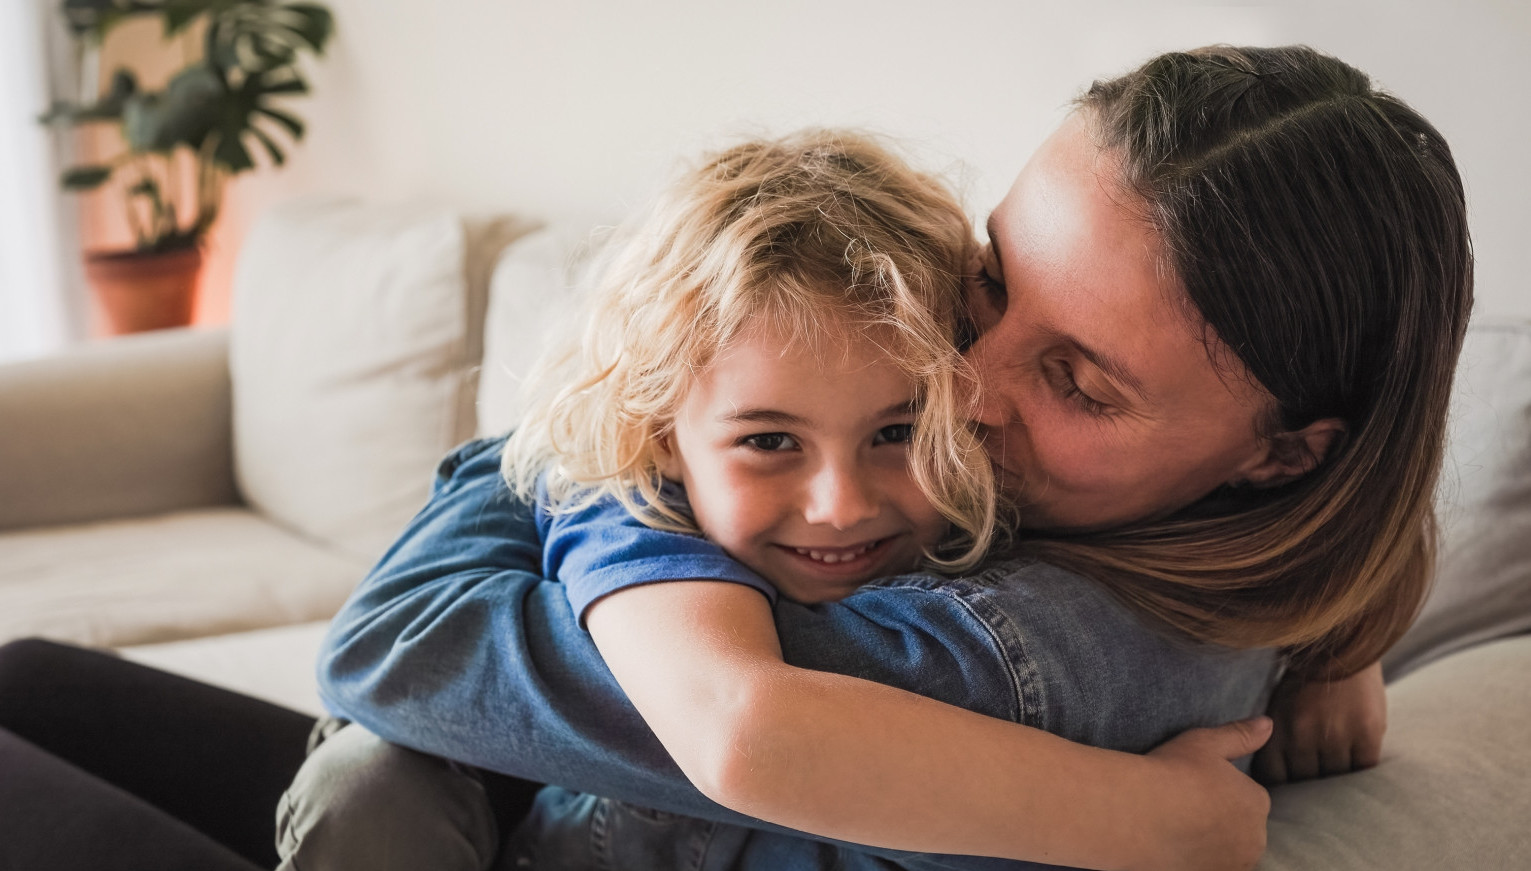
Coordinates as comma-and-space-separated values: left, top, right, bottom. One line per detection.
3, 42, 1521, 871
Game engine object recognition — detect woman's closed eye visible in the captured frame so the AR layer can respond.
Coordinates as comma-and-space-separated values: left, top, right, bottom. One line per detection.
741, 432, 799, 452
1050, 360, 1112, 416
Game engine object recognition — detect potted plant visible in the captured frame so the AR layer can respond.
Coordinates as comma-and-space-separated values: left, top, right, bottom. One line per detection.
41, 0, 333, 334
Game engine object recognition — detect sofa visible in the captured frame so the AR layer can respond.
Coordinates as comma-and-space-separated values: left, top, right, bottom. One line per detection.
1, 198, 1527, 868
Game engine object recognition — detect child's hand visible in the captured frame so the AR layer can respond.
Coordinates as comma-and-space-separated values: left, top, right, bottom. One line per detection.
1134, 717, 1273, 871
1252, 661, 1386, 785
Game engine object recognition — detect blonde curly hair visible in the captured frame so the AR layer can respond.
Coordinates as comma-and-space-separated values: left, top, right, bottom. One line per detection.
503, 128, 999, 570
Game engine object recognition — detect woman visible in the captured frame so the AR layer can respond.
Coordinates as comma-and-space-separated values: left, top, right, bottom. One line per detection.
0, 44, 1471, 871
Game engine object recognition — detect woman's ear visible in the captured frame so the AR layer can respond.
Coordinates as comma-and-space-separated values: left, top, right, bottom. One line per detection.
1236, 418, 1347, 488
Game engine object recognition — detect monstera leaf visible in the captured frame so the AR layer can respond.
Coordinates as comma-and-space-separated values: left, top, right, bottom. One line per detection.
121, 66, 223, 151
38, 69, 137, 124
43, 0, 333, 251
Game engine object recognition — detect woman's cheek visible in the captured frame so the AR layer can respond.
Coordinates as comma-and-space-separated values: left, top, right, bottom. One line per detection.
1027, 412, 1124, 496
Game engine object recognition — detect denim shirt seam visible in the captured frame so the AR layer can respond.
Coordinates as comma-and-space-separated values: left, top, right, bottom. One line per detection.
861, 567, 1043, 728
944, 575, 1046, 729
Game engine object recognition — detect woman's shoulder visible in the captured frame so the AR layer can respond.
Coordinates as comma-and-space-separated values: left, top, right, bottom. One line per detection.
857, 558, 1282, 754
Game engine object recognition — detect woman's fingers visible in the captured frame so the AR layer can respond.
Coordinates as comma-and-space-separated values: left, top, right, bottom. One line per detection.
1212, 716, 1275, 760
1351, 732, 1384, 770
1282, 739, 1321, 782
1316, 742, 1351, 779
1252, 733, 1288, 785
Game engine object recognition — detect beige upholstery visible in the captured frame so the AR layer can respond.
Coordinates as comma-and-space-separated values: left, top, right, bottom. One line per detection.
1263, 635, 1531, 868
231, 198, 536, 562
476, 225, 602, 436
0, 509, 363, 649
0, 199, 530, 650
1386, 322, 1531, 678
0, 327, 236, 531
123, 620, 333, 716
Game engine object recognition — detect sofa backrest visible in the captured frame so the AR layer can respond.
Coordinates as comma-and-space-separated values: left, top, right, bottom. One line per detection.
476, 225, 606, 438
230, 197, 535, 562
1386, 320, 1531, 678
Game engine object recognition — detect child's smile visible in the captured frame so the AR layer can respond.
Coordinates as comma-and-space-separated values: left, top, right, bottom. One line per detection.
657, 316, 949, 603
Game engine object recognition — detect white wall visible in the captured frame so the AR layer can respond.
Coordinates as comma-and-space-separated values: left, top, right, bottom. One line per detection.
187, 0, 1528, 323
0, 0, 74, 361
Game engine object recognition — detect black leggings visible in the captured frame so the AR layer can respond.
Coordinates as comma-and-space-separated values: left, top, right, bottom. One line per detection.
0, 638, 539, 871
0, 638, 310, 869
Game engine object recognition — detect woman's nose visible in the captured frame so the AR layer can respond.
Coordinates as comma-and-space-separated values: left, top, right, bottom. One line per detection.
802, 462, 880, 530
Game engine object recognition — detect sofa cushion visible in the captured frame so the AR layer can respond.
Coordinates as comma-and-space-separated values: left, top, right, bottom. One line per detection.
1386, 321, 1531, 679
0, 507, 366, 649
0, 326, 235, 532
477, 225, 604, 437
1262, 634, 1531, 869
230, 198, 533, 562
121, 620, 332, 717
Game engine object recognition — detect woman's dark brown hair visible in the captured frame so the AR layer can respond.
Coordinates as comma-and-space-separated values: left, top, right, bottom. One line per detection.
1034, 45, 1474, 678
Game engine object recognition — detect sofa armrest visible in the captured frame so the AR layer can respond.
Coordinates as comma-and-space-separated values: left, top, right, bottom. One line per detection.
0, 327, 239, 531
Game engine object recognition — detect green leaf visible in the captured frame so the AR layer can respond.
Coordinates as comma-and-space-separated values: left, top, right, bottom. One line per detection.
106, 69, 139, 104
61, 165, 114, 190
252, 77, 309, 96
62, 0, 158, 40
163, 0, 213, 35
254, 105, 304, 139
284, 4, 335, 53
122, 93, 165, 151
155, 66, 224, 147
249, 125, 286, 166
249, 34, 298, 71
213, 133, 254, 172
210, 35, 242, 77
38, 70, 137, 125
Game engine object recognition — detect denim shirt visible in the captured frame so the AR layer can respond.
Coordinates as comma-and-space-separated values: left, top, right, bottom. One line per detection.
318, 436, 1280, 871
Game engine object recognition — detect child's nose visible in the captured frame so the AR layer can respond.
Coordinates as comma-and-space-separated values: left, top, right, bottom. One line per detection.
802, 462, 880, 530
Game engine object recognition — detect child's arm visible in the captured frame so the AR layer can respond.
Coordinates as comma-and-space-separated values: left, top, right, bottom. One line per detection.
1252, 661, 1386, 785
586, 581, 1272, 871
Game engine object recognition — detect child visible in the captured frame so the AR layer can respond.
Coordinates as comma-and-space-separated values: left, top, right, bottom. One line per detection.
279, 130, 1273, 871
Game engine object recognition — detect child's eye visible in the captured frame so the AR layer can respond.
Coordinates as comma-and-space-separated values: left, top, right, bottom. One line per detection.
742, 433, 799, 452
874, 423, 915, 445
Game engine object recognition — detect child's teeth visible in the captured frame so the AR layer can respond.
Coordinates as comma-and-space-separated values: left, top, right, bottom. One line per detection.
794, 543, 874, 564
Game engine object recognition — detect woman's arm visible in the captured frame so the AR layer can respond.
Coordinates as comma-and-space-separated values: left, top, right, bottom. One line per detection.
320, 437, 1276, 870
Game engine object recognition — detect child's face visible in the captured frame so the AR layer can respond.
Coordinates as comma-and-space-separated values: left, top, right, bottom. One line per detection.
657, 318, 949, 604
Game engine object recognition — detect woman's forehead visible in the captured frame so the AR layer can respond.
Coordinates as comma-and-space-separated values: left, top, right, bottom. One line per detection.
982, 119, 1277, 415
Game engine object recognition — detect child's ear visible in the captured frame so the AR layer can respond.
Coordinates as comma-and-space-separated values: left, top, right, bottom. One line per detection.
654, 432, 684, 481
1234, 418, 1347, 489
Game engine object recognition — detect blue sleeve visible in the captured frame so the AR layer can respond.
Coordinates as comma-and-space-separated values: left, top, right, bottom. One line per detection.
318, 436, 1041, 871
535, 477, 777, 626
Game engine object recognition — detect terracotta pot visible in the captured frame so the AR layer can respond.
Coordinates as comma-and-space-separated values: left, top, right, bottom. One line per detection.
83, 246, 204, 335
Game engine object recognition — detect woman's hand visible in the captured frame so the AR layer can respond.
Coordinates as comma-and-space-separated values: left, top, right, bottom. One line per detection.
1252, 661, 1386, 784
1138, 718, 1273, 871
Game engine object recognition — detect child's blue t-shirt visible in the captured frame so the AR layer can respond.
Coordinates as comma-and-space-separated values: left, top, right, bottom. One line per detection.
535, 476, 777, 624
